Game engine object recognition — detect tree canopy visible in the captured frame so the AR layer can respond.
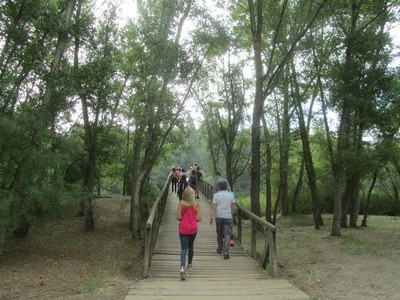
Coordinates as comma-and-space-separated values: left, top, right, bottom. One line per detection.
1, 0, 399, 249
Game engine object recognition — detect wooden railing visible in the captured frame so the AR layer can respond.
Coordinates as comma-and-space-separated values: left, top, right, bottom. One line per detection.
199, 180, 278, 276
143, 173, 172, 277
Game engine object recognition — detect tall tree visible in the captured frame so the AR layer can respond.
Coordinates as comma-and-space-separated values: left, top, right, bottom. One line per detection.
240, 0, 328, 216
289, 60, 324, 228
73, 1, 123, 229
211, 57, 250, 189
328, 0, 399, 234
129, 0, 196, 238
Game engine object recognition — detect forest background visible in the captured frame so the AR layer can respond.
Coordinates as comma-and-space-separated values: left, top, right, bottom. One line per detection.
0, 0, 400, 259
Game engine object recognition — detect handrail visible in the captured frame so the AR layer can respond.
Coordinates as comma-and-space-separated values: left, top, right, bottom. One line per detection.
199, 180, 278, 276
143, 173, 172, 277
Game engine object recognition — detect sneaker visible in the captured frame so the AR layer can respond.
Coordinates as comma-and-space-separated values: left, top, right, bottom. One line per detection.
216, 249, 223, 254
187, 264, 192, 270
224, 253, 230, 259
180, 270, 186, 280
230, 239, 235, 247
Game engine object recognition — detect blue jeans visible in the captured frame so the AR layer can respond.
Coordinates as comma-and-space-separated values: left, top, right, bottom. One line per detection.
179, 233, 197, 268
216, 218, 232, 254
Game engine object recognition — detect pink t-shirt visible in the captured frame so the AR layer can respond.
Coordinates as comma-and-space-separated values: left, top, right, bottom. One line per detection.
178, 204, 198, 235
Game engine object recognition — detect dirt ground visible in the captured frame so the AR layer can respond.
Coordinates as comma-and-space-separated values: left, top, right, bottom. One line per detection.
0, 197, 144, 300
1, 199, 399, 300
274, 214, 400, 300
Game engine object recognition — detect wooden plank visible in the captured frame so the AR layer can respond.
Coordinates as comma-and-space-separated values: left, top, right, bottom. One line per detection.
125, 278, 309, 300
125, 191, 309, 300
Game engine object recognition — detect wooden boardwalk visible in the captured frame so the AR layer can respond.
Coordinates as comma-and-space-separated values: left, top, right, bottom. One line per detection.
125, 190, 310, 299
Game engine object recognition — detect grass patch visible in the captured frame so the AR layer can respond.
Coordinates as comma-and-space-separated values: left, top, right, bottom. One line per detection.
80, 277, 105, 293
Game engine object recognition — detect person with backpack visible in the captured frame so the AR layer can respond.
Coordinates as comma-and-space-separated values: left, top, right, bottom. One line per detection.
177, 175, 188, 200
171, 167, 178, 193
176, 187, 202, 280
195, 166, 203, 199
189, 169, 197, 190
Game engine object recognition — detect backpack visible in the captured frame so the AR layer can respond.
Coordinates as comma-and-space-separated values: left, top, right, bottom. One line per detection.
178, 180, 187, 193
189, 175, 196, 187
196, 171, 203, 182
172, 171, 178, 182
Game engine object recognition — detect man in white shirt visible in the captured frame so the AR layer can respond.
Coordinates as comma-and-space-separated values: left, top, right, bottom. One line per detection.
209, 180, 235, 259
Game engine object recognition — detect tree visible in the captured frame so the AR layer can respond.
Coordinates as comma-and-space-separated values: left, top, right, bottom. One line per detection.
73, 1, 123, 229
1, 0, 81, 238
238, 0, 328, 216
327, 0, 399, 234
207, 56, 250, 189
289, 60, 324, 228
128, 0, 196, 238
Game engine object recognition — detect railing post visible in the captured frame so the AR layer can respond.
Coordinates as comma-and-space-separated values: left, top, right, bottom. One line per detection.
237, 210, 242, 243
143, 225, 152, 277
270, 231, 278, 276
250, 219, 257, 259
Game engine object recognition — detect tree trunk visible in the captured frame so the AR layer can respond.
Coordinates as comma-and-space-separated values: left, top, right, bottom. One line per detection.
332, 92, 351, 236
292, 158, 304, 214
131, 171, 145, 239
43, 0, 77, 125
262, 115, 273, 223
349, 118, 364, 227
248, 0, 263, 217
349, 175, 361, 228
291, 81, 323, 228
73, 1, 95, 230
226, 146, 233, 190
123, 126, 131, 196
279, 84, 290, 216
341, 176, 351, 228
331, 165, 343, 236
361, 169, 378, 227
130, 127, 144, 238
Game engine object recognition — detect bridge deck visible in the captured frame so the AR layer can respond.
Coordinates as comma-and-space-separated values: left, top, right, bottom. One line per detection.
125, 190, 309, 299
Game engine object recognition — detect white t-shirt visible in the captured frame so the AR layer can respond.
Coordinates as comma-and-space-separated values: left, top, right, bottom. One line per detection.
212, 191, 235, 219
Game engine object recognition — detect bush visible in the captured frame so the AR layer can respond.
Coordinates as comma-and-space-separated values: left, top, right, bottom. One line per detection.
0, 191, 14, 254
359, 191, 399, 215
139, 182, 161, 221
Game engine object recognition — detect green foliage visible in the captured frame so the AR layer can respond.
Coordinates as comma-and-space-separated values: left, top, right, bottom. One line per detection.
31, 183, 84, 218
0, 191, 14, 253
0, 0, 399, 247
140, 181, 161, 221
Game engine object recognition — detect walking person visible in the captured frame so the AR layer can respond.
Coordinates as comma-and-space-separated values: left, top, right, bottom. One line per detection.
177, 175, 188, 200
171, 167, 178, 193
213, 172, 235, 246
210, 180, 235, 259
195, 166, 203, 199
213, 171, 231, 194
176, 187, 202, 280
189, 169, 197, 195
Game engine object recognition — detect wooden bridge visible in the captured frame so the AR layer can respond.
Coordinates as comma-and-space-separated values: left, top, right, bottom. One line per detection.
125, 179, 310, 299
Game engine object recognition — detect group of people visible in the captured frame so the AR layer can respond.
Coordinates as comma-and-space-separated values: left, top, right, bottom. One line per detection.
171, 164, 203, 200
176, 170, 235, 281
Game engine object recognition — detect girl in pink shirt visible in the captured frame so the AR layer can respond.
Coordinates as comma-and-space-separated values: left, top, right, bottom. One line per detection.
176, 187, 202, 280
